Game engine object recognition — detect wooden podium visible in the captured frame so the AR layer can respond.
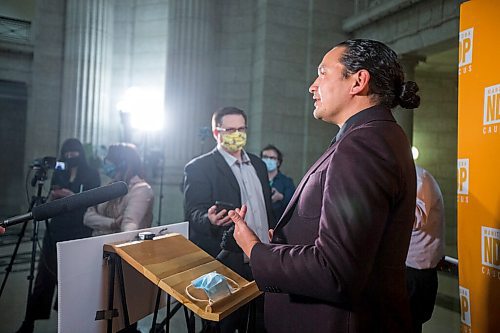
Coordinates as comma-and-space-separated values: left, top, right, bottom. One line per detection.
103, 233, 261, 332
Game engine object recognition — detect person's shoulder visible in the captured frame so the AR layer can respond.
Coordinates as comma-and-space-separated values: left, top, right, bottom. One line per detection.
336, 121, 406, 168
418, 166, 439, 185
129, 177, 154, 195
248, 152, 265, 166
184, 149, 222, 173
80, 165, 101, 183
340, 124, 384, 147
247, 151, 259, 159
279, 172, 294, 183
88, 166, 100, 178
185, 149, 218, 169
344, 112, 406, 148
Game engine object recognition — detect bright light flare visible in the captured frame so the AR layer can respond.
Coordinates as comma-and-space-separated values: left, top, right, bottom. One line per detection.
411, 146, 419, 160
117, 87, 164, 131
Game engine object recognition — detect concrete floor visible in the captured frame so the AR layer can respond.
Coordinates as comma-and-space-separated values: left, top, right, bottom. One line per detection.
0, 224, 199, 333
0, 224, 460, 333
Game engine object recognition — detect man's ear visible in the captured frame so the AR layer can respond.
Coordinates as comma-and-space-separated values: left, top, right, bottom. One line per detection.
350, 69, 371, 95
212, 128, 219, 141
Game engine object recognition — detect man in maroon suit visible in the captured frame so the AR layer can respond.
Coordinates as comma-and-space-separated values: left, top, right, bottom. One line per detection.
229, 39, 420, 333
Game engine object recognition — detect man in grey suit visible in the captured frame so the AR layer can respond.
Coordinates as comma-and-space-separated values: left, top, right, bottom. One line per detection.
229, 39, 420, 333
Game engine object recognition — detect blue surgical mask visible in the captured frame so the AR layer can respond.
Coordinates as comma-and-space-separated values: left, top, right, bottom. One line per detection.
102, 161, 116, 179
191, 271, 231, 303
262, 158, 278, 172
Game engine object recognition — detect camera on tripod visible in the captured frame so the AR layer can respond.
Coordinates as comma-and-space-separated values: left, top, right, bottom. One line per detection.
0, 157, 67, 309
31, 156, 65, 171
30, 156, 66, 187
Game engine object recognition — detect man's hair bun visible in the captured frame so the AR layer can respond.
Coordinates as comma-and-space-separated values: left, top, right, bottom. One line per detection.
398, 81, 420, 109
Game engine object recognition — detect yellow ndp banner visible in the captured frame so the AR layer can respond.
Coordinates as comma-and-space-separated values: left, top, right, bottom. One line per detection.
458, 1, 500, 332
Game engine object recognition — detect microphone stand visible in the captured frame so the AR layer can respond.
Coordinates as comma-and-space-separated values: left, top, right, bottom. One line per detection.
0, 168, 50, 309
156, 137, 165, 226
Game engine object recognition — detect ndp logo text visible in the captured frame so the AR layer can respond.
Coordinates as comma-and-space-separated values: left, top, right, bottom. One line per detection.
457, 159, 469, 196
459, 28, 473, 66
459, 286, 471, 331
482, 227, 500, 269
483, 84, 500, 135
459, 28, 473, 74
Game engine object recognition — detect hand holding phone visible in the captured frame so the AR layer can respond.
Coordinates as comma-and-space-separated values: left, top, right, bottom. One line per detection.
50, 188, 75, 200
271, 187, 284, 202
208, 201, 236, 226
215, 201, 236, 215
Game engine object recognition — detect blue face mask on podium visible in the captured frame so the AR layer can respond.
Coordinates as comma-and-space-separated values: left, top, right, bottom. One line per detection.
191, 271, 232, 303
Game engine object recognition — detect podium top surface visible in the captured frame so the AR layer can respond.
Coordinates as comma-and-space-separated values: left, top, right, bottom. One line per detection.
104, 233, 261, 321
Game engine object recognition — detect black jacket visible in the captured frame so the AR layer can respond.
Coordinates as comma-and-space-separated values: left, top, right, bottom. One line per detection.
183, 148, 275, 276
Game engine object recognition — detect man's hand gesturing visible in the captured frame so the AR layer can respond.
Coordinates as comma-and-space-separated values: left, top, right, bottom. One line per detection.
228, 205, 261, 258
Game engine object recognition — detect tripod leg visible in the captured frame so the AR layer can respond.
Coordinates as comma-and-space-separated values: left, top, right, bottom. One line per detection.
26, 220, 40, 302
25, 227, 57, 321
0, 220, 28, 299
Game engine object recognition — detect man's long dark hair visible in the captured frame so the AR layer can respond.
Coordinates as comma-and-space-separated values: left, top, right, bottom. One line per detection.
337, 39, 420, 109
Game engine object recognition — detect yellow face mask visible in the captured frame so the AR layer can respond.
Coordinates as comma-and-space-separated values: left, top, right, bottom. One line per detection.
221, 131, 247, 153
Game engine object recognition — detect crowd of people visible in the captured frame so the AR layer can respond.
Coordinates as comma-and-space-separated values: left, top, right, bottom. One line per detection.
13, 140, 154, 333
6, 130, 294, 333
1, 38, 447, 333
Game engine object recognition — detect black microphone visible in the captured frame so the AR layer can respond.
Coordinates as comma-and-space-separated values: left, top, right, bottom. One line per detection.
216, 250, 230, 261
216, 225, 242, 261
1, 182, 128, 228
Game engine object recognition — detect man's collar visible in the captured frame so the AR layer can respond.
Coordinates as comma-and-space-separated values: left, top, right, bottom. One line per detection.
216, 145, 250, 165
334, 104, 394, 142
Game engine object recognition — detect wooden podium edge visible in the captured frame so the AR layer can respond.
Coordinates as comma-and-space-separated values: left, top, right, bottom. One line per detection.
103, 233, 262, 322
158, 272, 260, 321
206, 281, 261, 318
103, 233, 182, 285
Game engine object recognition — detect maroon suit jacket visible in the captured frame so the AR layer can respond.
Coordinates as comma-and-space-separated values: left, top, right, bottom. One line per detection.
250, 105, 416, 333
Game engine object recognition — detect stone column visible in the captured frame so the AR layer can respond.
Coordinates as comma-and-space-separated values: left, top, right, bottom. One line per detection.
59, 0, 113, 146
153, 0, 217, 225
24, 0, 66, 167
393, 54, 424, 145
164, 0, 216, 168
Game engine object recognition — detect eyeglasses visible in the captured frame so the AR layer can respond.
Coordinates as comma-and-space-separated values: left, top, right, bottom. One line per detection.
216, 126, 247, 134
261, 155, 278, 160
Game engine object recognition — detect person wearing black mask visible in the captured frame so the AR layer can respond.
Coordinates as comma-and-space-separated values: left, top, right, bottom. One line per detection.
16, 138, 100, 333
